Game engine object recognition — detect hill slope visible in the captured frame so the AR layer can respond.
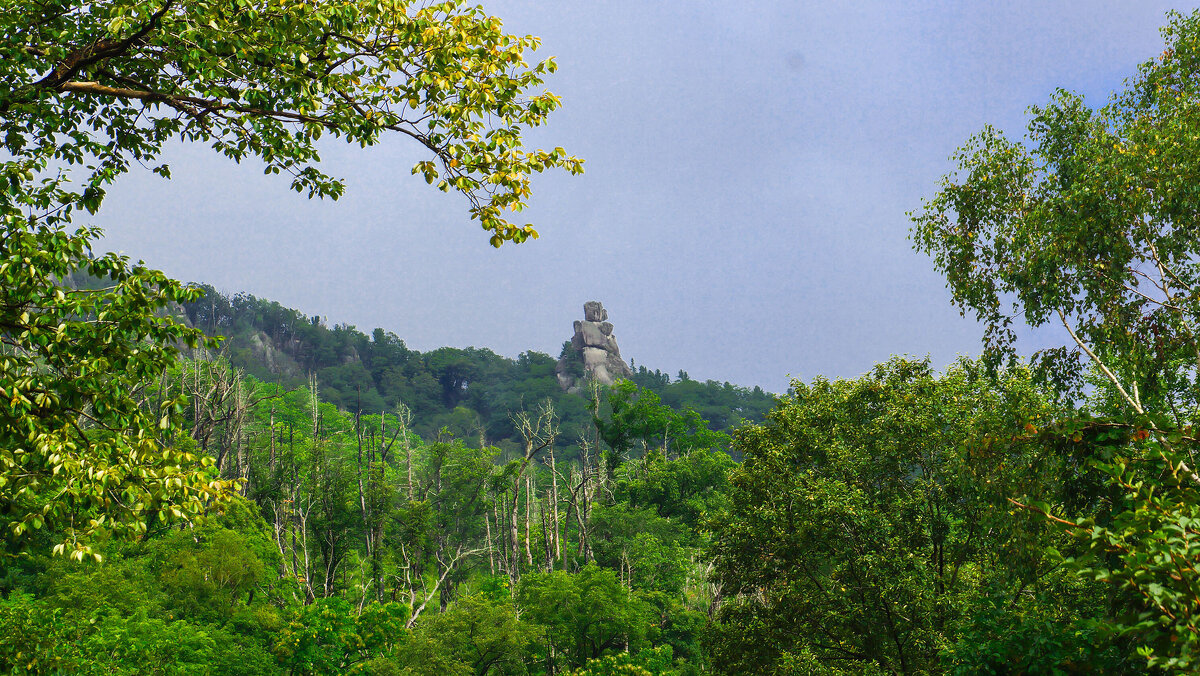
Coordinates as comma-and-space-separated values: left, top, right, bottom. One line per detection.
181, 285, 777, 451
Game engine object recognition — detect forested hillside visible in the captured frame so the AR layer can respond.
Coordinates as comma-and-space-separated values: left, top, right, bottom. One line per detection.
179, 285, 776, 454
3, 351, 737, 674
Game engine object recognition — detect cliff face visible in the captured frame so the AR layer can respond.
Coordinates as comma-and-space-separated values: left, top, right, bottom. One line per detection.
556, 301, 633, 393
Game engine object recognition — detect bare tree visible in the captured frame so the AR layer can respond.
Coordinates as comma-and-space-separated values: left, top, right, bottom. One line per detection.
508, 400, 558, 584
568, 434, 597, 564
546, 445, 563, 567
394, 402, 415, 500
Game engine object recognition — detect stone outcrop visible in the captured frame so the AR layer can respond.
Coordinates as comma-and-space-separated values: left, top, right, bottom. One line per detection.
556, 301, 633, 393
242, 331, 302, 378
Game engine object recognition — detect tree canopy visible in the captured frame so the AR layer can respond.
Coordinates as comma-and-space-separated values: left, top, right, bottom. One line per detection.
912, 10, 1200, 669
706, 358, 1131, 674
1, 0, 582, 245
910, 10, 1200, 414
17, 4, 1200, 675
0, 223, 236, 562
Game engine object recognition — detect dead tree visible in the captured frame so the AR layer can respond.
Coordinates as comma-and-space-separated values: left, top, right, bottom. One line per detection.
548, 446, 563, 564
568, 434, 597, 565
508, 400, 558, 584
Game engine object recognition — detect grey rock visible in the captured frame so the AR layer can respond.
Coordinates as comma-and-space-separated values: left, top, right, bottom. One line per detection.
604, 335, 621, 356
584, 301, 608, 322
244, 331, 301, 378
556, 371, 575, 390
592, 364, 613, 384
579, 321, 607, 348
582, 346, 610, 368
556, 301, 633, 391
606, 353, 630, 378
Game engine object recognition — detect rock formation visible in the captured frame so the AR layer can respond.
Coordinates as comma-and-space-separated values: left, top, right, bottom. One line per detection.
556, 301, 633, 393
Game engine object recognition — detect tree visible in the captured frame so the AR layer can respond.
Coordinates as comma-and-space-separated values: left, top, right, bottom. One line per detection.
0, 223, 236, 561
616, 447, 733, 534
567, 652, 655, 676
705, 358, 1120, 674
503, 400, 557, 583
272, 596, 408, 675
0, 593, 90, 673
596, 381, 727, 488
910, 10, 1200, 670
588, 503, 686, 595
406, 594, 536, 676
396, 438, 494, 625
910, 10, 1200, 417
1, 0, 582, 246
1, 0, 580, 562
517, 564, 655, 671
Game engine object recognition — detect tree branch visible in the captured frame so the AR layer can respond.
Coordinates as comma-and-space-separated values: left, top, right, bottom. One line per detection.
1056, 309, 1143, 414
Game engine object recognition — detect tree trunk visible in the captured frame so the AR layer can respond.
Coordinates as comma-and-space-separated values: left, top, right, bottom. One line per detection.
509, 475, 521, 584
507, 401, 559, 583
486, 513, 496, 575
525, 472, 534, 566
550, 447, 562, 564
541, 502, 552, 571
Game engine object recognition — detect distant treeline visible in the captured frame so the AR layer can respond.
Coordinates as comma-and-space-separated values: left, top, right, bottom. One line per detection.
180, 285, 776, 455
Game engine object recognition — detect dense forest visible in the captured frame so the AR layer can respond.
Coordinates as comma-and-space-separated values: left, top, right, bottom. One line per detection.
8, 2, 1200, 675
177, 285, 777, 455
3, 347, 738, 674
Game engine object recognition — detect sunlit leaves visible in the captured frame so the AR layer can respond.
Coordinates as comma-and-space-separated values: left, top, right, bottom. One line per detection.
0, 0, 582, 246
0, 223, 236, 559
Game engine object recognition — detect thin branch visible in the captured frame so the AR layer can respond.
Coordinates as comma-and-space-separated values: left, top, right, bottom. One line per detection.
1057, 309, 1143, 414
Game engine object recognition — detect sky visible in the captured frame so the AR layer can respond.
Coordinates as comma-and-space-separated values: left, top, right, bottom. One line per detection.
95, 2, 1200, 394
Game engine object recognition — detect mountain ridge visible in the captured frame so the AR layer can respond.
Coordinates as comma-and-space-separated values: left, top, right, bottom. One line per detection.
178, 284, 778, 453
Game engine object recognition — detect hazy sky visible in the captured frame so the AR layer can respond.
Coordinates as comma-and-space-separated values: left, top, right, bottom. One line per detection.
96, 2, 1199, 394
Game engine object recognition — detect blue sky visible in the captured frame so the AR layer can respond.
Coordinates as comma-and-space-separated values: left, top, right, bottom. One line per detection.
97, 2, 1199, 393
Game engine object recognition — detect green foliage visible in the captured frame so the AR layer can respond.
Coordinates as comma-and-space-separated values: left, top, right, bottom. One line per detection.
0, 590, 278, 676
912, 10, 1200, 670
597, 381, 731, 484
567, 651, 653, 676
943, 582, 1129, 675
155, 527, 267, 623
273, 597, 409, 675
0, 593, 89, 674
589, 504, 686, 595
402, 594, 535, 675
16, 5, 1200, 675
562, 645, 689, 676
0, 2, 752, 673
0, 0, 582, 245
706, 358, 1119, 674
616, 447, 734, 534
910, 9, 1200, 416
2, 498, 287, 674
600, 382, 729, 458
517, 564, 656, 670
177, 286, 771, 452
1053, 431, 1200, 671
0, 332, 735, 674
80, 612, 272, 676
0, 222, 235, 561
654, 378, 775, 435
38, 553, 168, 622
